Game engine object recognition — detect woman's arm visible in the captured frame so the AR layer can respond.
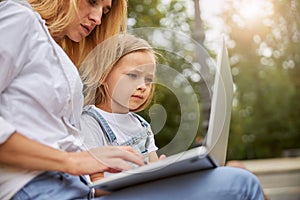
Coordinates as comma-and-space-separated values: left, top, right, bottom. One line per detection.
0, 132, 144, 175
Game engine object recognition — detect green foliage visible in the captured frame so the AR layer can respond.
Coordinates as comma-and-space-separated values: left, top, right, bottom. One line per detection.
129, 0, 300, 159
128, 0, 193, 31
223, 0, 300, 159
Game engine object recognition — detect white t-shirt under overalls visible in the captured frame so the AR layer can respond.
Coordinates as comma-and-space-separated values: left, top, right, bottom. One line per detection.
80, 105, 158, 169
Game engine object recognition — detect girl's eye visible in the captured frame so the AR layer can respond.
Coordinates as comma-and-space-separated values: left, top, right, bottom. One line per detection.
145, 78, 153, 83
126, 73, 137, 78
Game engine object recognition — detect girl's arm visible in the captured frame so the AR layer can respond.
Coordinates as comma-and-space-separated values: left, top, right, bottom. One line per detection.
149, 151, 159, 162
0, 132, 144, 175
149, 151, 167, 163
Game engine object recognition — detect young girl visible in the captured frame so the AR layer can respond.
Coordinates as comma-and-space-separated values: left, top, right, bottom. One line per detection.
80, 34, 160, 178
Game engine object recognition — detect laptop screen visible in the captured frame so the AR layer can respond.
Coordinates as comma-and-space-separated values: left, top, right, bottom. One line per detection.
205, 37, 234, 166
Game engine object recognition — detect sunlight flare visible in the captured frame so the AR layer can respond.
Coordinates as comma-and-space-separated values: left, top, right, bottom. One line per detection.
237, 0, 273, 21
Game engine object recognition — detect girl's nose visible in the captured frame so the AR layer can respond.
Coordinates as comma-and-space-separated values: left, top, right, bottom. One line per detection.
137, 82, 147, 91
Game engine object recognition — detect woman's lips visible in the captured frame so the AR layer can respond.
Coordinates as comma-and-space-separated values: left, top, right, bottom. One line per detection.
81, 24, 91, 35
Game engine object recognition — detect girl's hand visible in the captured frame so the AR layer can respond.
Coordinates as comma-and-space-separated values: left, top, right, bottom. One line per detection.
158, 154, 167, 160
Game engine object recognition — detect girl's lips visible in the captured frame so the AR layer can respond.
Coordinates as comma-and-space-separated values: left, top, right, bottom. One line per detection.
131, 95, 143, 99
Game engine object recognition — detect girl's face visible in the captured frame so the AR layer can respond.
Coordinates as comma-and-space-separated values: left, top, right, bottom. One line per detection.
63, 0, 112, 42
102, 51, 156, 113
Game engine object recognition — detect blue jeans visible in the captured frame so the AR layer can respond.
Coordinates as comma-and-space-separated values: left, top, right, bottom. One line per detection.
99, 167, 264, 200
13, 167, 264, 200
12, 171, 91, 200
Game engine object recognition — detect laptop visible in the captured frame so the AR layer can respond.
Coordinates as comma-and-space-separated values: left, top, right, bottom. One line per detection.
89, 37, 234, 192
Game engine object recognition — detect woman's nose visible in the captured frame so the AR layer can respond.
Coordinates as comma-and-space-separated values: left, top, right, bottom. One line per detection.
89, 8, 103, 25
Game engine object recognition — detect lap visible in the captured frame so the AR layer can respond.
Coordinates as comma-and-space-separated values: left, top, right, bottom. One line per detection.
12, 167, 264, 200
12, 171, 91, 200
99, 166, 264, 200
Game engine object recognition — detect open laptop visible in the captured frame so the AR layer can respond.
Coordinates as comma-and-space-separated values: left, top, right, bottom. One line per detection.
89, 37, 234, 191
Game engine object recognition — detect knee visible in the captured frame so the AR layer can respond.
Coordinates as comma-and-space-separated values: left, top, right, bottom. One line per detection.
217, 166, 264, 200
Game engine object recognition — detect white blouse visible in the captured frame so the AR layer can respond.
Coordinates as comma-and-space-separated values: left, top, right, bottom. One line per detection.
0, 1, 84, 199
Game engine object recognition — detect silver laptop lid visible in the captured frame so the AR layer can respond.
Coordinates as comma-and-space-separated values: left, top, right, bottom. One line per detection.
205, 37, 234, 166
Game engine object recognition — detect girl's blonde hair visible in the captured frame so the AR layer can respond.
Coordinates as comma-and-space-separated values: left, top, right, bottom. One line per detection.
80, 34, 156, 112
28, 0, 127, 68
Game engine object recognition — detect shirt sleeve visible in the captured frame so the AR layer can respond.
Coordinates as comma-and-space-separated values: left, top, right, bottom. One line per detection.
0, 2, 33, 143
80, 114, 108, 150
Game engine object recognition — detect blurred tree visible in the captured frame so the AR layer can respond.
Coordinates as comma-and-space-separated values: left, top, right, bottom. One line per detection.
128, 0, 300, 160
193, 0, 212, 135
222, 0, 300, 159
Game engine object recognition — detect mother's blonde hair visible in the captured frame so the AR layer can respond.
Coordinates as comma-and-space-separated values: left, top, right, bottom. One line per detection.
28, 0, 127, 68
80, 34, 156, 112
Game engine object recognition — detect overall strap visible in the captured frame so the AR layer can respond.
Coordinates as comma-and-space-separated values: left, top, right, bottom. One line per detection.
131, 112, 149, 129
82, 106, 117, 144
130, 113, 152, 151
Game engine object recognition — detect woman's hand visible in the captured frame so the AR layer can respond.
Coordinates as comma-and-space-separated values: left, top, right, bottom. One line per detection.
90, 172, 105, 182
66, 146, 145, 176
0, 133, 144, 176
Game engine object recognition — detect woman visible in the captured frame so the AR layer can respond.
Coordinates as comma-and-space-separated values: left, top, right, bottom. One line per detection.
0, 0, 142, 199
0, 0, 264, 199
29, 0, 127, 67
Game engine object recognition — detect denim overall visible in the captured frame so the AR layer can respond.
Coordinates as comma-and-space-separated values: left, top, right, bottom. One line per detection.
83, 106, 152, 163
